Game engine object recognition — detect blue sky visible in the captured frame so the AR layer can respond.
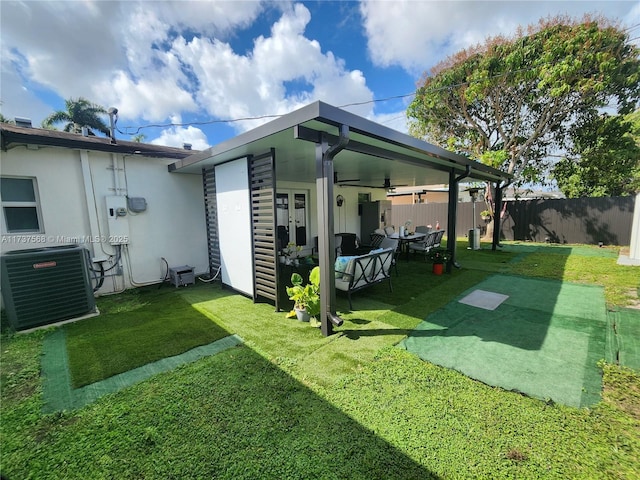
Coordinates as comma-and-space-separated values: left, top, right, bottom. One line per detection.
2, 1, 639, 150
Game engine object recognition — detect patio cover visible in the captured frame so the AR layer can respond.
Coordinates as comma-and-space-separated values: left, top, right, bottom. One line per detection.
169, 101, 511, 335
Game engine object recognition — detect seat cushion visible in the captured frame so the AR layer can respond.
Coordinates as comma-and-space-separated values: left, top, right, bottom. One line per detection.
335, 255, 356, 279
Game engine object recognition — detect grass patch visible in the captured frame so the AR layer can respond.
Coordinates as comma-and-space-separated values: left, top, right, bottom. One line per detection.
65, 287, 230, 387
1, 241, 639, 479
325, 346, 640, 479
507, 249, 639, 306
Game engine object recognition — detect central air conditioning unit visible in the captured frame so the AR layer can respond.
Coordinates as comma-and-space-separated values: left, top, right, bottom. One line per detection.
1, 245, 97, 331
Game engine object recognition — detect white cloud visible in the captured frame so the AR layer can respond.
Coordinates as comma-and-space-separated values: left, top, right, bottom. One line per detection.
172, 3, 374, 130
0, 0, 265, 124
360, 0, 640, 73
1, 0, 373, 136
96, 68, 197, 122
2, 1, 125, 97
150, 125, 210, 150
0, 47, 51, 124
370, 110, 409, 134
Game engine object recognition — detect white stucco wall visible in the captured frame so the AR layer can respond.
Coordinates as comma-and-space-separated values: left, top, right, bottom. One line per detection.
629, 193, 640, 260
1, 145, 208, 294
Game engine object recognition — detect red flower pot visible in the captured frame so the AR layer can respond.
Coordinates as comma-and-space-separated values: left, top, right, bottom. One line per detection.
432, 263, 444, 275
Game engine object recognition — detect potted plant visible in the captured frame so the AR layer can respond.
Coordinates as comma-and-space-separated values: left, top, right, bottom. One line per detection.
286, 266, 320, 324
281, 242, 302, 265
427, 247, 450, 275
480, 209, 492, 221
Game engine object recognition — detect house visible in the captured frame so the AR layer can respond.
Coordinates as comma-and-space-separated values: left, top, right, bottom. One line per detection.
1, 102, 511, 335
169, 101, 511, 335
387, 184, 481, 205
1, 122, 208, 302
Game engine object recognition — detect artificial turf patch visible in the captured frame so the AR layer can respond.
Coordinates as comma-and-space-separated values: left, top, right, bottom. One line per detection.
401, 274, 608, 408
610, 308, 640, 371
65, 288, 231, 387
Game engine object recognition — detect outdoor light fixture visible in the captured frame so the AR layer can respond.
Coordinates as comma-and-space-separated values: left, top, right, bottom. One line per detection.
468, 187, 480, 202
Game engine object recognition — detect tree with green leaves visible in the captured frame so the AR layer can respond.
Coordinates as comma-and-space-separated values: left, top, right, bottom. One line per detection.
552, 111, 640, 197
42, 97, 110, 136
407, 15, 640, 235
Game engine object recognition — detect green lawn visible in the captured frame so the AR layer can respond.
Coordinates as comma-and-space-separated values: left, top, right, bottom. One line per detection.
65, 287, 230, 387
1, 240, 639, 479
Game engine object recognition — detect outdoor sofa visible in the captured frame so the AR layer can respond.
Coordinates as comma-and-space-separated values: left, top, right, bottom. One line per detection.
334, 247, 394, 310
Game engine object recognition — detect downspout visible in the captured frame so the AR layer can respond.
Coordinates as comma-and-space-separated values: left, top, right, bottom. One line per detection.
448, 165, 471, 269
111, 153, 121, 195
79, 150, 101, 259
317, 125, 349, 336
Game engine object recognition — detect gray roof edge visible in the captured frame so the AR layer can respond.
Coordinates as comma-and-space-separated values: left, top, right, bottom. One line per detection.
1, 123, 197, 159
313, 102, 511, 180
311, 103, 511, 182
170, 102, 324, 171
169, 101, 510, 182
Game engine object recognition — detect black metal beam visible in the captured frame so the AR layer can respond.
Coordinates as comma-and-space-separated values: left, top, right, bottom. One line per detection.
492, 184, 504, 251
449, 165, 471, 269
447, 169, 458, 271
315, 126, 348, 336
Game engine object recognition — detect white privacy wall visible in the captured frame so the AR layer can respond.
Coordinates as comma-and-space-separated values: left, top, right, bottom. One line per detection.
215, 158, 254, 296
0, 145, 208, 294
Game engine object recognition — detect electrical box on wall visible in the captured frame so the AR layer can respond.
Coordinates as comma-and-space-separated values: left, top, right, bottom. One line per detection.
127, 196, 147, 213
105, 196, 130, 245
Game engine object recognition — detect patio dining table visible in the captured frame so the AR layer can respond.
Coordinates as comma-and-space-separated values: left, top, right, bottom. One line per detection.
388, 232, 427, 260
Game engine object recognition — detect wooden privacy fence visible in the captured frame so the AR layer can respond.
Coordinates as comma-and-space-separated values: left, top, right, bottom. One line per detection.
391, 196, 635, 246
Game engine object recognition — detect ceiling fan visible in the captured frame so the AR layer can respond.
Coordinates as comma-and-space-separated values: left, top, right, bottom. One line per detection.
334, 172, 360, 185
336, 175, 408, 190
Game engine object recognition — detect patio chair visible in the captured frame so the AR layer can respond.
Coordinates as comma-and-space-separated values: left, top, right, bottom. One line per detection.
379, 236, 400, 276
415, 225, 432, 234
336, 233, 359, 255
334, 234, 343, 257
432, 229, 445, 248
369, 232, 386, 248
408, 231, 438, 261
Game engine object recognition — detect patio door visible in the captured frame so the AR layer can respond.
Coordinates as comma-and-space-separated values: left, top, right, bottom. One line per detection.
276, 190, 309, 250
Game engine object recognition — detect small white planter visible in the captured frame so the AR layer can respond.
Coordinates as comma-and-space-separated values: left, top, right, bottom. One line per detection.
294, 307, 310, 322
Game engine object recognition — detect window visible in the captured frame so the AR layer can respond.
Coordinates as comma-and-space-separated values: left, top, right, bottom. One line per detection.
1, 177, 42, 233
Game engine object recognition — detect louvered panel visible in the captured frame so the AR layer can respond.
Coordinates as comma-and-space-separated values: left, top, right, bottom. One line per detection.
255, 271, 276, 282
251, 167, 273, 179
256, 289, 276, 301
254, 216, 274, 222
252, 193, 274, 203
252, 193, 273, 200
255, 256, 275, 265
252, 163, 273, 174
255, 260, 275, 270
250, 150, 278, 308
202, 167, 221, 274
253, 213, 274, 221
